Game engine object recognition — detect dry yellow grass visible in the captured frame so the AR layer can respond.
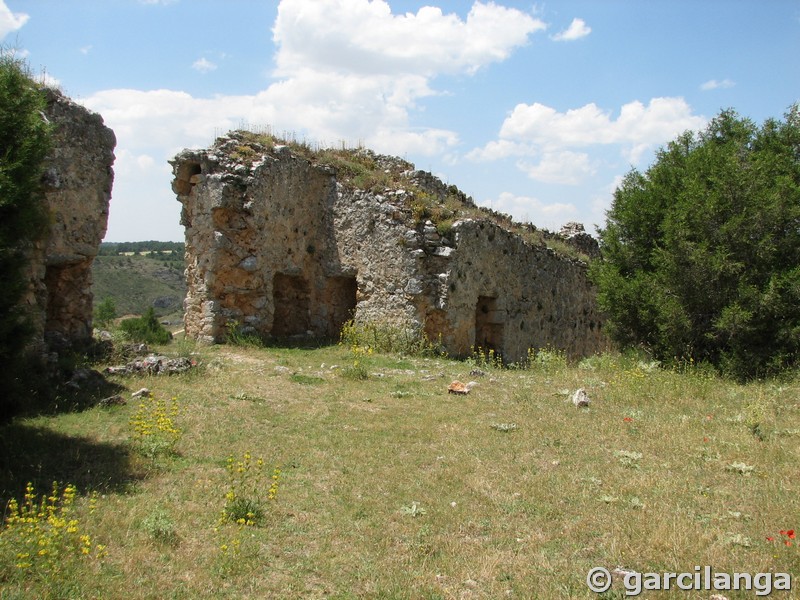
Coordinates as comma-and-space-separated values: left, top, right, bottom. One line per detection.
1, 343, 798, 598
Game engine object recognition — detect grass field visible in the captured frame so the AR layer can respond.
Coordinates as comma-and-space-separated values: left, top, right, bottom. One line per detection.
1, 341, 798, 599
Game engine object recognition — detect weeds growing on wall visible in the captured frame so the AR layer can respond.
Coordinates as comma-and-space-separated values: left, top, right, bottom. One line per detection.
216, 128, 592, 262
225, 321, 265, 348
339, 319, 443, 357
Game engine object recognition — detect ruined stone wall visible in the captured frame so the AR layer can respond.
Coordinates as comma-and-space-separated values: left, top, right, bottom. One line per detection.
173, 135, 607, 361
332, 186, 426, 328
422, 220, 605, 360
174, 140, 350, 342
21, 88, 116, 352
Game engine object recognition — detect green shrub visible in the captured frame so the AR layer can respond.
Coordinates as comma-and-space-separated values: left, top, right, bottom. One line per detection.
141, 509, 178, 546
225, 321, 264, 347
221, 453, 280, 527
93, 296, 116, 329
0, 53, 52, 418
592, 106, 800, 380
119, 307, 172, 345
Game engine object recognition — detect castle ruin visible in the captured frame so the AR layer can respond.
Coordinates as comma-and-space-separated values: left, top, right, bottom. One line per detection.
22, 88, 116, 354
172, 132, 606, 363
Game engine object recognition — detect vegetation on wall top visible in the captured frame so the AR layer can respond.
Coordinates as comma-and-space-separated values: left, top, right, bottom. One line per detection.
212, 128, 591, 261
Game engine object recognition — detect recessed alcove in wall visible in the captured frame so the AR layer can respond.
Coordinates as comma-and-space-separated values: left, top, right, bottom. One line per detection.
174, 161, 201, 195
44, 262, 86, 338
323, 276, 357, 338
272, 273, 310, 336
475, 295, 505, 353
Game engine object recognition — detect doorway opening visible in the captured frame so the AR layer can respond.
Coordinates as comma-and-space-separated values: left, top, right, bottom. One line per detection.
475, 296, 505, 355
272, 273, 310, 336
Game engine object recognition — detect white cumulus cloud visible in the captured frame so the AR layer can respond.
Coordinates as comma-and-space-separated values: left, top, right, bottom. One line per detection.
0, 0, 28, 39
551, 17, 591, 41
518, 150, 597, 185
191, 57, 217, 73
479, 191, 578, 228
83, 0, 544, 240
471, 97, 706, 178
89, 0, 545, 159
273, 0, 545, 77
700, 78, 735, 91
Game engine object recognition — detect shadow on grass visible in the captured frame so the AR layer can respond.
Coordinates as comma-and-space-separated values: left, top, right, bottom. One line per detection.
0, 421, 144, 507
262, 335, 341, 350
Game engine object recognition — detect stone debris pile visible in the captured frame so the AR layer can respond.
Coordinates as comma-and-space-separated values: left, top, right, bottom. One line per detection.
105, 355, 196, 376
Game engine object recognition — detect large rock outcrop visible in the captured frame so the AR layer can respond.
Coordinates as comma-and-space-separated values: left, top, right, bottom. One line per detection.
172, 132, 606, 362
22, 88, 116, 353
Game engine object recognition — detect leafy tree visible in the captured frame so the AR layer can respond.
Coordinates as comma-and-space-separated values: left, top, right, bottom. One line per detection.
120, 307, 172, 345
591, 106, 800, 379
93, 296, 117, 329
0, 52, 51, 417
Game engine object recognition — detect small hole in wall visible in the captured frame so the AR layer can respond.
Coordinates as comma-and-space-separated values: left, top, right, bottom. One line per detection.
520, 321, 525, 331
449, 283, 456, 292
307, 244, 315, 255
175, 161, 202, 195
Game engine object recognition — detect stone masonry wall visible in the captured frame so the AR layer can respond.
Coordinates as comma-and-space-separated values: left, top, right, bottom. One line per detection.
173, 133, 607, 362
21, 88, 116, 353
174, 141, 347, 342
422, 220, 605, 360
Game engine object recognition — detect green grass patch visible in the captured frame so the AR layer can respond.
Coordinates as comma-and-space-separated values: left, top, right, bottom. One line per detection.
289, 373, 326, 385
1, 344, 798, 598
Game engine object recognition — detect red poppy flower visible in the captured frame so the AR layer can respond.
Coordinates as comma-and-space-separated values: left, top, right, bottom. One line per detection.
786, 540, 792, 547
788, 530, 796, 539
766, 536, 775, 542
780, 530, 787, 535
623, 417, 633, 423
703, 437, 709, 443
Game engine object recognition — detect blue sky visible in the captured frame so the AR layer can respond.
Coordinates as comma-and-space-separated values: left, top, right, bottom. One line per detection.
3, 0, 798, 242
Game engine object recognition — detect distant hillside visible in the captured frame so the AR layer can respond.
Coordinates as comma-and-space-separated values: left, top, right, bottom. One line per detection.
98, 240, 184, 256
91, 244, 186, 321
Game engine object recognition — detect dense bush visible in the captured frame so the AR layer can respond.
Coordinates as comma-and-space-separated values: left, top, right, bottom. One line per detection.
591, 106, 800, 380
120, 307, 173, 345
0, 53, 52, 417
